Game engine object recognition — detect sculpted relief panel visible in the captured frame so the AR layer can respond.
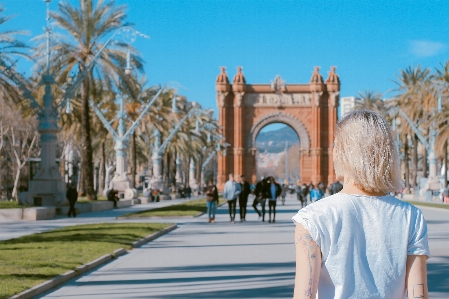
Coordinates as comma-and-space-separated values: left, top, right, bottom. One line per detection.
244, 93, 312, 107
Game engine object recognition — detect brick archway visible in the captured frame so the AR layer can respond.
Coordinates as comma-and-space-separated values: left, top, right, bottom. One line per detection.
247, 112, 310, 151
215, 66, 340, 189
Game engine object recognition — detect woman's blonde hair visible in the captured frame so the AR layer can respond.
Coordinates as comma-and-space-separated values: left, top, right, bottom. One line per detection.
334, 109, 404, 193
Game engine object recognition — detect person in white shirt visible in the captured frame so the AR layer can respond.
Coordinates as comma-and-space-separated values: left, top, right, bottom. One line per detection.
292, 110, 430, 299
223, 173, 241, 224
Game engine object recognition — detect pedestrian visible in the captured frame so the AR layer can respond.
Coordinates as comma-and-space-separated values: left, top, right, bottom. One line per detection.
238, 175, 251, 222
66, 182, 78, 217
281, 179, 289, 205
107, 188, 118, 208
442, 184, 449, 204
310, 184, 324, 202
177, 186, 185, 199
295, 180, 304, 208
292, 110, 430, 298
329, 180, 343, 195
223, 173, 241, 223
318, 181, 326, 195
253, 177, 268, 221
206, 180, 219, 223
266, 176, 282, 223
300, 183, 309, 207
184, 184, 192, 199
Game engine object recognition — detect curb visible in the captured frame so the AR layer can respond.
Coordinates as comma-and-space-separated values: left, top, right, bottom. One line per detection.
131, 223, 177, 248
8, 224, 177, 299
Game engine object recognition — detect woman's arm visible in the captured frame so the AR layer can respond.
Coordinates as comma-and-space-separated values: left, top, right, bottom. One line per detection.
406, 255, 428, 299
294, 223, 321, 299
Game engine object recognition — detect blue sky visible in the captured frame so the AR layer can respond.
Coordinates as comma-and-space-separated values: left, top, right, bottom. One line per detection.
2, 0, 449, 129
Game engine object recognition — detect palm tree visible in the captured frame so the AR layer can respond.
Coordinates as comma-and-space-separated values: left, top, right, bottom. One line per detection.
0, 5, 29, 103
393, 65, 432, 189
34, 0, 144, 200
354, 90, 385, 113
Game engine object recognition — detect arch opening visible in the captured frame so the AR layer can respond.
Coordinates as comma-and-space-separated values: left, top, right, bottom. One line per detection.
255, 123, 300, 183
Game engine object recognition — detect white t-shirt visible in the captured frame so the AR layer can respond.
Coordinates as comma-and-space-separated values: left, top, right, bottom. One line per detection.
292, 193, 430, 299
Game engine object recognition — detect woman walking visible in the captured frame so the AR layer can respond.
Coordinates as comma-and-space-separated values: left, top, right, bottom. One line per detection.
281, 179, 289, 205
292, 110, 430, 298
206, 180, 219, 223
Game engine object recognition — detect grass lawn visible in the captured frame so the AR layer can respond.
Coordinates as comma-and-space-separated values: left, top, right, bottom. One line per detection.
121, 197, 227, 218
77, 195, 108, 203
0, 222, 171, 299
0, 201, 24, 209
406, 200, 449, 210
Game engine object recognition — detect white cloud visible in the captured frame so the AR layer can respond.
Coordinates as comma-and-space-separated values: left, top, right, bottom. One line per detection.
409, 40, 447, 57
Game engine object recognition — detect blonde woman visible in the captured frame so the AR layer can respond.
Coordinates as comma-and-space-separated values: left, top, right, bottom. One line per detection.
292, 110, 430, 299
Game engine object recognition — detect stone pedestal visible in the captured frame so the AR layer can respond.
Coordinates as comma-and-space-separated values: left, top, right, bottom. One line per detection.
19, 121, 66, 206
189, 159, 198, 190
105, 142, 138, 200
175, 155, 183, 187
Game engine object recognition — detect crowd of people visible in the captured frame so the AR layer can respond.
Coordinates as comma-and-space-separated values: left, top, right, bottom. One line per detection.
217, 173, 345, 224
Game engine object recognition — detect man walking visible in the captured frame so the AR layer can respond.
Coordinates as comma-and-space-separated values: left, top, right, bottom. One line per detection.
238, 175, 251, 222
253, 177, 267, 221
223, 173, 241, 223
266, 177, 281, 223
329, 180, 343, 195
66, 183, 78, 217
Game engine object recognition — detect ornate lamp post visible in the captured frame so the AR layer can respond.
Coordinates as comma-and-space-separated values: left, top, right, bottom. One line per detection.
1, 0, 148, 205
90, 89, 164, 199
149, 103, 213, 193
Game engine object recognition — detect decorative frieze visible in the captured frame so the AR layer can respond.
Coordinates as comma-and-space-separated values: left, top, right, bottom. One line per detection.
244, 93, 312, 107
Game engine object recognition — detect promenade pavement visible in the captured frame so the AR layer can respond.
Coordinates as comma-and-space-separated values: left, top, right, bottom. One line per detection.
33, 195, 449, 299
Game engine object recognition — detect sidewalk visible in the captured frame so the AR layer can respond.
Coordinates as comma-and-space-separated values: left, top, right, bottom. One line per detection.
4, 194, 449, 298
36, 194, 298, 298
0, 196, 201, 241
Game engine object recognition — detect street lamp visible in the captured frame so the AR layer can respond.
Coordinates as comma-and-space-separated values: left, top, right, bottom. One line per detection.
91, 89, 163, 199
1, 0, 149, 206
149, 104, 212, 193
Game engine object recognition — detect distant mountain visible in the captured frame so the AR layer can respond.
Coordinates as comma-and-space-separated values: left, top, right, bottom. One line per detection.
256, 126, 299, 153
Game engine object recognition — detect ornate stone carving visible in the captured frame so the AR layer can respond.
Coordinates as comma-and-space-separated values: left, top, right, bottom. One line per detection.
217, 92, 228, 107
244, 93, 312, 107
235, 92, 245, 107
329, 91, 340, 107
312, 91, 323, 107
270, 75, 286, 93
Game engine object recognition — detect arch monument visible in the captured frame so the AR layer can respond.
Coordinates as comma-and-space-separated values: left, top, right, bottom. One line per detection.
215, 66, 340, 189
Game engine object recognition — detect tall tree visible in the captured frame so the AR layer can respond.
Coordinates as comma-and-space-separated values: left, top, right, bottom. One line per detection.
35, 0, 144, 199
0, 5, 29, 103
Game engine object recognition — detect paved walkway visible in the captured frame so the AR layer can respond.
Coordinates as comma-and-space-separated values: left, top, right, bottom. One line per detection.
30, 195, 449, 299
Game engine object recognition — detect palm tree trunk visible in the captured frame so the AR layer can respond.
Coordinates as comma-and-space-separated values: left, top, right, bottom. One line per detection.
404, 134, 410, 194
422, 148, 428, 178
165, 151, 170, 189
99, 141, 106, 195
412, 134, 418, 187
445, 139, 448, 188
130, 131, 136, 188
80, 77, 96, 200
172, 149, 177, 190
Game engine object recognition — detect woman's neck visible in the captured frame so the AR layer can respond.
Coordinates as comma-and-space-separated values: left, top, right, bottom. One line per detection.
340, 178, 386, 197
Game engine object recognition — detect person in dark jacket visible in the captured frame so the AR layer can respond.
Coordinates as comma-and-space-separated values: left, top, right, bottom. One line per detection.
66, 183, 78, 217
265, 176, 282, 223
329, 180, 343, 195
239, 175, 251, 222
301, 183, 309, 206
253, 177, 268, 221
107, 188, 118, 207
206, 180, 219, 223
